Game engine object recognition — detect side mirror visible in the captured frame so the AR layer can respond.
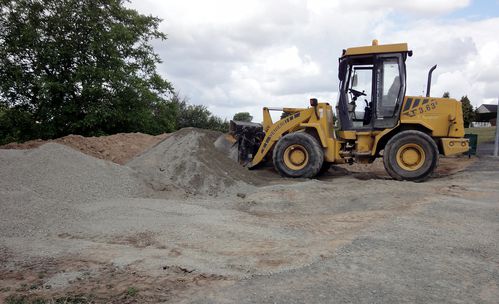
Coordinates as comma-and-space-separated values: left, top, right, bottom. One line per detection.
310, 98, 318, 107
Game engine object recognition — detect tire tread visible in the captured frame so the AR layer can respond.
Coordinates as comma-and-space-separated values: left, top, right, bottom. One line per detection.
383, 130, 438, 182
273, 132, 324, 178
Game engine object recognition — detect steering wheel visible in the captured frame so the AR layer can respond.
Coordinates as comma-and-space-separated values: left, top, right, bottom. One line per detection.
348, 88, 366, 98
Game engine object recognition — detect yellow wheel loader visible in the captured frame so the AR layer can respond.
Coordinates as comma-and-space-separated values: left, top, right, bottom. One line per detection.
230, 40, 469, 182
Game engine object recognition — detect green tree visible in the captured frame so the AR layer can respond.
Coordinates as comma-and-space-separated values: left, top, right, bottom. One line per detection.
170, 92, 228, 132
233, 112, 253, 122
178, 104, 212, 129
460, 95, 475, 128
442, 92, 450, 98
207, 115, 229, 132
0, 0, 173, 143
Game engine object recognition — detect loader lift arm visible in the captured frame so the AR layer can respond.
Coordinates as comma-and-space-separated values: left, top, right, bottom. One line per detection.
249, 107, 314, 168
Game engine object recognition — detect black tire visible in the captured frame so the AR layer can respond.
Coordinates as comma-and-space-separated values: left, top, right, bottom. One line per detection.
383, 130, 438, 182
273, 132, 324, 178
317, 162, 332, 176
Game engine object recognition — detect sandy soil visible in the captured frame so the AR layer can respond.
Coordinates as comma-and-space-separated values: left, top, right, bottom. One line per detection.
0, 129, 496, 304
336, 156, 475, 180
1, 132, 169, 165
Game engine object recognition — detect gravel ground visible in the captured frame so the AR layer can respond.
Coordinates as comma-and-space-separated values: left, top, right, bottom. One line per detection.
0, 131, 497, 303
185, 157, 499, 304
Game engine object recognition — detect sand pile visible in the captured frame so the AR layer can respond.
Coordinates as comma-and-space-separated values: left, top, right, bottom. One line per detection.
1, 133, 169, 164
127, 128, 263, 196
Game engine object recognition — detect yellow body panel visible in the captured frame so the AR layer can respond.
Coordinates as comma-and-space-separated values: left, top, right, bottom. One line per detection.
356, 132, 376, 153
368, 96, 467, 155
344, 43, 408, 56
440, 138, 470, 156
399, 96, 465, 138
338, 130, 357, 140
328, 138, 344, 163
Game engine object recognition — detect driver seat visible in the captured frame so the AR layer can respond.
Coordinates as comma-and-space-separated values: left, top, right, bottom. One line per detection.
386, 76, 401, 103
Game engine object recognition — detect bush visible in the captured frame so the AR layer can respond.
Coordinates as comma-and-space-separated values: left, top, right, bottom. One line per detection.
233, 112, 253, 122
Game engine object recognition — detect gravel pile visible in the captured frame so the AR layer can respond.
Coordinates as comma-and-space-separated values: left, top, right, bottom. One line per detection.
0, 127, 270, 239
0, 143, 141, 203
127, 128, 261, 196
0, 143, 144, 238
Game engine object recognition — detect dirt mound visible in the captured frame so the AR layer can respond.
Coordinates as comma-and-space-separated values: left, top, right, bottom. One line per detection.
127, 128, 265, 196
1, 132, 169, 164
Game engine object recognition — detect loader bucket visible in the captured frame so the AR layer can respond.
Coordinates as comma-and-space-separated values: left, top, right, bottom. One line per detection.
229, 120, 265, 166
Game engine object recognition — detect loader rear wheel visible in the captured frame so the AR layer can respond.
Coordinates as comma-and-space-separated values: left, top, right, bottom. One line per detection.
273, 132, 324, 178
383, 130, 438, 182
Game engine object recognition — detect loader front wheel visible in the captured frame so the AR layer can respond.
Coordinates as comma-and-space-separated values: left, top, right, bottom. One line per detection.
273, 132, 324, 178
383, 130, 438, 182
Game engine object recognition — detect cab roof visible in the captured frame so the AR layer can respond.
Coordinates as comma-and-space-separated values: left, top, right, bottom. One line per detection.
342, 40, 409, 57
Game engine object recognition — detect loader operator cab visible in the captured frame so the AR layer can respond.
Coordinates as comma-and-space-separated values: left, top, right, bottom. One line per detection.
337, 41, 409, 131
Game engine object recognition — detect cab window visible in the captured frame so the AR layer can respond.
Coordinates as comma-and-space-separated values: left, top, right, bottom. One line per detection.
347, 65, 373, 128
376, 58, 402, 118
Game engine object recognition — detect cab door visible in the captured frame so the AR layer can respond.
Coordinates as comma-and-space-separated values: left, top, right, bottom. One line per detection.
373, 54, 406, 129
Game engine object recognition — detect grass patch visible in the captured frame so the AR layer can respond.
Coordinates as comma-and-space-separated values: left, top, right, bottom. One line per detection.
465, 127, 497, 144
5, 295, 29, 304
53, 296, 89, 304
5, 295, 46, 304
5, 295, 90, 304
126, 286, 138, 297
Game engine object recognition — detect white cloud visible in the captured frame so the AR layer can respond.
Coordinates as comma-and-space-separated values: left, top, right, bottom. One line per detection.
338, 0, 470, 14
130, 0, 498, 121
382, 17, 499, 105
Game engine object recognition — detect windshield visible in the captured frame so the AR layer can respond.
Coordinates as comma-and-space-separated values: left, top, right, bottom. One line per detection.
349, 66, 372, 103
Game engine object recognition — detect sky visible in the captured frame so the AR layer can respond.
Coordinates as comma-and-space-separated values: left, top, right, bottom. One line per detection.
129, 0, 499, 121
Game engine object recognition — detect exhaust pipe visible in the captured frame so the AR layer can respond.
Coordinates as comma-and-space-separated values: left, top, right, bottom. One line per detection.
426, 64, 437, 97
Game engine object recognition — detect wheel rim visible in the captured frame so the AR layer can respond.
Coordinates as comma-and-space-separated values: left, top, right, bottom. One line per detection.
396, 143, 426, 171
283, 144, 309, 170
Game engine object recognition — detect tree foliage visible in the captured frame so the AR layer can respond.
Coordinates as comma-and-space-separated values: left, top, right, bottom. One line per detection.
460, 95, 475, 128
0, 0, 228, 144
442, 92, 450, 98
170, 92, 228, 133
233, 112, 253, 122
0, 0, 174, 140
